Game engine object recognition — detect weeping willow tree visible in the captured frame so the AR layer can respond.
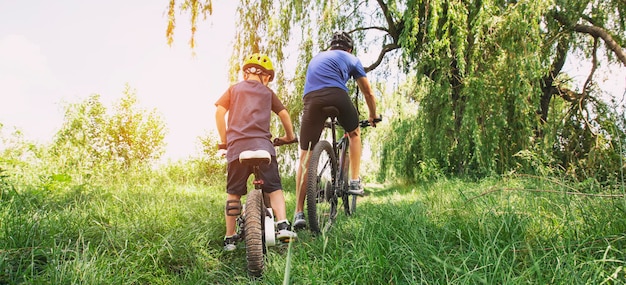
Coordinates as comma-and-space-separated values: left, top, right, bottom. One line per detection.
166, 0, 626, 182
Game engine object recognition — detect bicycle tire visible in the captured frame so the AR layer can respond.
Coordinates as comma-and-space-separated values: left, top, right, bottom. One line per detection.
244, 189, 265, 277
306, 140, 337, 234
338, 139, 352, 215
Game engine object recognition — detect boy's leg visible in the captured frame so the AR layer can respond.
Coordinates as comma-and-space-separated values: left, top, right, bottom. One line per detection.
260, 157, 289, 222
267, 190, 297, 240
224, 160, 249, 250
267, 190, 287, 221
225, 193, 241, 237
261, 157, 297, 239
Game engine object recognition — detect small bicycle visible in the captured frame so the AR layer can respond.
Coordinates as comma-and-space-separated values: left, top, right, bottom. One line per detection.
227, 138, 297, 277
305, 107, 382, 234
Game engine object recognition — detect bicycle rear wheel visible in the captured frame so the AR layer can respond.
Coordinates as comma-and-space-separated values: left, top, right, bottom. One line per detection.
338, 140, 352, 215
306, 140, 337, 234
244, 189, 265, 277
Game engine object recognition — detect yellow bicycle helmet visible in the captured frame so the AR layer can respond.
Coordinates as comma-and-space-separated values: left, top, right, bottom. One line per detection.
242, 53, 275, 82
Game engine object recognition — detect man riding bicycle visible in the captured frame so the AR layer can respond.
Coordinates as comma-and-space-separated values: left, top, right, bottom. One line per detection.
294, 31, 378, 229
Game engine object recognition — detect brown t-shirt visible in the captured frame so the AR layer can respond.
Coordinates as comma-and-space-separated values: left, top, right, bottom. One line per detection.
215, 80, 286, 163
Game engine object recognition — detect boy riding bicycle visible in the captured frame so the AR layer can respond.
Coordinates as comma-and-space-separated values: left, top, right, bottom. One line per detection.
294, 32, 378, 229
215, 53, 297, 250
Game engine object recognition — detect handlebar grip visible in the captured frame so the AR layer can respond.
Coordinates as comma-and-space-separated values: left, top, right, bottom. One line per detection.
359, 116, 383, 128
273, 137, 299, 146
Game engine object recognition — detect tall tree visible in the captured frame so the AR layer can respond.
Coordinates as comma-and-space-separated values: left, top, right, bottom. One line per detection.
167, 0, 626, 180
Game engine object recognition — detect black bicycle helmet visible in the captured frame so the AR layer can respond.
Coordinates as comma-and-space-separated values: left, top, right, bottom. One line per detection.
330, 31, 354, 51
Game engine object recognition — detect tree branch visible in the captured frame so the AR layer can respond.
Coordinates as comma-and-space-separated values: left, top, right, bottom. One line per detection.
364, 43, 400, 72
557, 87, 583, 102
573, 23, 626, 66
376, 0, 399, 41
539, 36, 569, 124
349, 26, 390, 34
553, 12, 626, 66
358, 0, 403, 72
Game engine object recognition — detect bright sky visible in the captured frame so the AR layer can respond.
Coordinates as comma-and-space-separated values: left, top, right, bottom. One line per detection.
1, 1, 624, 161
0, 1, 236, 160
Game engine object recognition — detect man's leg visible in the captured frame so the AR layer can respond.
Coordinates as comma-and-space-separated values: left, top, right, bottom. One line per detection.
347, 128, 364, 195
348, 127, 361, 180
295, 149, 310, 213
293, 149, 310, 229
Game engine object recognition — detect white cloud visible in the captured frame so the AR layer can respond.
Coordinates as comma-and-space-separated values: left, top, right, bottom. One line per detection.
0, 35, 63, 143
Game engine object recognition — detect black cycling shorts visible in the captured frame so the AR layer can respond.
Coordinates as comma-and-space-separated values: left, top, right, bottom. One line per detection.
226, 156, 282, 195
299, 87, 359, 151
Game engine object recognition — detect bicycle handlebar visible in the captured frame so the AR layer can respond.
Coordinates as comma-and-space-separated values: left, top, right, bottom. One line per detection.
359, 116, 383, 128
217, 137, 298, 150
273, 137, 299, 146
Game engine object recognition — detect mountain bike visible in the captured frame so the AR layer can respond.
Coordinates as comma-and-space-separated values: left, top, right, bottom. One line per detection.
229, 138, 297, 277
305, 109, 382, 234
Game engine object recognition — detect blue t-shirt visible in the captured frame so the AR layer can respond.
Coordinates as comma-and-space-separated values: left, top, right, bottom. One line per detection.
303, 50, 367, 96
215, 80, 286, 163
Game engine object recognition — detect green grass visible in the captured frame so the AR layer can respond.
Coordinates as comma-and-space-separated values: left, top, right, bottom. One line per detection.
1, 169, 626, 284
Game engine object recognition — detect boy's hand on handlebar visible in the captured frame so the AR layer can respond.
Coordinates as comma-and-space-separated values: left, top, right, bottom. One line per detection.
216, 149, 227, 157
216, 143, 227, 157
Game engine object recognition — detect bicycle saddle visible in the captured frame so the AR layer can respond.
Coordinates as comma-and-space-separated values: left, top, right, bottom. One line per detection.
239, 150, 271, 165
321, 106, 340, 118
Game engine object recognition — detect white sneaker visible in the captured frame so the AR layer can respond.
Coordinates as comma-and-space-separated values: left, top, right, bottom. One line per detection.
277, 229, 297, 241
223, 236, 237, 251
347, 179, 364, 196
276, 221, 297, 242
293, 212, 306, 230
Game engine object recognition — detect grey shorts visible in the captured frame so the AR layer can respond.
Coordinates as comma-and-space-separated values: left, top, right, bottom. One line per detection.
226, 156, 282, 195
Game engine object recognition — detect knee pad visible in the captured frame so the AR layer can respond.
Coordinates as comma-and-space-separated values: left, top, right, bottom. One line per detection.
226, 200, 242, 216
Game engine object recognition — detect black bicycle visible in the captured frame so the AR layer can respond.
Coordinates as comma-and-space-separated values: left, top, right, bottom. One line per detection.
229, 138, 297, 277
305, 108, 382, 234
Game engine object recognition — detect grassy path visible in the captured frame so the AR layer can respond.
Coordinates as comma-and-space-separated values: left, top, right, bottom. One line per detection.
1, 176, 625, 284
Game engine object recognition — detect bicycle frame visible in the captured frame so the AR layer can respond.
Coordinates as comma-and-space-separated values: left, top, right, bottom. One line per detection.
236, 153, 271, 277
233, 139, 298, 277
323, 115, 353, 215
305, 88, 382, 233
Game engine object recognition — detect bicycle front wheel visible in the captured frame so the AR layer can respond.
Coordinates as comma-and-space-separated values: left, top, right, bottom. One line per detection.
306, 140, 337, 234
244, 189, 265, 277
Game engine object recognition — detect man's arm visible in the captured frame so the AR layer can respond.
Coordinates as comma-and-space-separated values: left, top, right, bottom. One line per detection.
355, 77, 377, 124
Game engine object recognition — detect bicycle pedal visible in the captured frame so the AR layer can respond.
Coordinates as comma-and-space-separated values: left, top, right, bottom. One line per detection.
279, 237, 294, 243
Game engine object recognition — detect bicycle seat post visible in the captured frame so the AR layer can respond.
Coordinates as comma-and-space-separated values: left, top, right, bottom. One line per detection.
321, 106, 340, 149
239, 150, 272, 190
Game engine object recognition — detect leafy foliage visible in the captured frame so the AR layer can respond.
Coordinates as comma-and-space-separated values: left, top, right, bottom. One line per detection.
168, 1, 626, 183
51, 85, 166, 175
